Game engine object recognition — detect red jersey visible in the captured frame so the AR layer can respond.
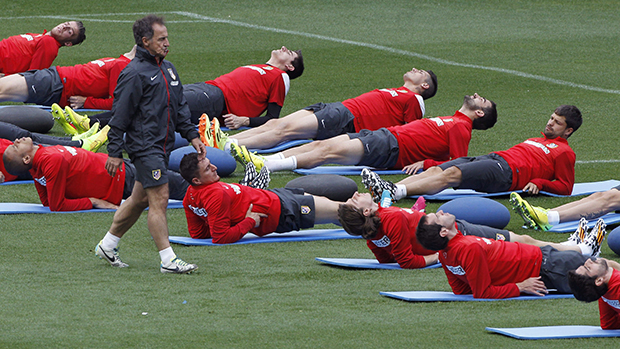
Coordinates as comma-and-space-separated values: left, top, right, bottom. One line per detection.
0, 139, 18, 182
389, 111, 473, 169
345, 86, 424, 132
0, 31, 61, 75
183, 181, 282, 244
439, 233, 542, 299
599, 269, 620, 329
207, 64, 289, 118
29, 145, 126, 211
56, 55, 131, 110
494, 134, 575, 195
367, 206, 435, 269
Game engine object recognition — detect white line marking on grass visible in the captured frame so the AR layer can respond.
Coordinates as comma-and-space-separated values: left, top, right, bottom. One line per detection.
576, 160, 620, 164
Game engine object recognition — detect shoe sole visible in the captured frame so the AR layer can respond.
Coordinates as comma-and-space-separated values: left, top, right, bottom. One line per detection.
509, 193, 544, 230
95, 244, 128, 268
160, 265, 198, 274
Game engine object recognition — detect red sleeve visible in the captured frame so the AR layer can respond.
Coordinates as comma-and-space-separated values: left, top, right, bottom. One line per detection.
83, 97, 113, 110
529, 151, 575, 195
423, 123, 472, 169
402, 95, 423, 124
385, 213, 427, 269
29, 36, 59, 70
443, 264, 473, 295
367, 240, 395, 263
206, 190, 256, 244
459, 243, 521, 298
37, 154, 93, 211
599, 299, 620, 329
267, 74, 286, 107
183, 204, 211, 239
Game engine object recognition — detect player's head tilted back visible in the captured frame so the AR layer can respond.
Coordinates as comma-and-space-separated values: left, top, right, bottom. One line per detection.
568, 257, 610, 302
2, 137, 37, 175
179, 152, 219, 186
288, 49, 304, 79
338, 192, 381, 239
460, 93, 498, 130
403, 68, 438, 100
50, 21, 86, 46
421, 70, 438, 99
267, 46, 304, 79
416, 214, 451, 251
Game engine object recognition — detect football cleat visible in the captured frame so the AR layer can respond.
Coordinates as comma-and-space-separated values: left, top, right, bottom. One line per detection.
509, 192, 551, 231
230, 143, 265, 171
198, 114, 214, 147
64, 106, 91, 133
567, 218, 588, 245
361, 168, 396, 203
583, 218, 607, 258
81, 125, 110, 152
51, 103, 78, 136
160, 257, 198, 274
239, 162, 270, 189
95, 240, 128, 268
72, 122, 100, 141
209, 117, 229, 150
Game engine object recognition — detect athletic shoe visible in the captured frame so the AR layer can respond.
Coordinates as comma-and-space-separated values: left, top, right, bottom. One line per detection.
95, 240, 128, 268
412, 196, 426, 212
361, 168, 396, 203
198, 114, 214, 147
81, 125, 110, 152
230, 143, 265, 170
209, 117, 229, 150
72, 122, 100, 140
509, 192, 551, 231
51, 103, 78, 136
64, 106, 91, 133
239, 162, 271, 189
566, 218, 588, 245
583, 218, 607, 257
380, 190, 393, 208
160, 257, 198, 274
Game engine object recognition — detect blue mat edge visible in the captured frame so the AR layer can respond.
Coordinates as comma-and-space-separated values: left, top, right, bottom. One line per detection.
379, 291, 574, 302
485, 325, 620, 339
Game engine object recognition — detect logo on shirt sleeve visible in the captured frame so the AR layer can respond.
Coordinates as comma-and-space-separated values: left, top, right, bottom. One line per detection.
446, 265, 466, 275
371, 235, 391, 248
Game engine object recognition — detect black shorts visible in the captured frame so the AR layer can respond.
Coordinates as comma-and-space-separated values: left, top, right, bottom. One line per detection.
539, 245, 589, 293
183, 82, 226, 124
20, 67, 63, 106
438, 153, 513, 193
307, 102, 356, 140
347, 128, 400, 169
130, 153, 170, 189
124, 160, 188, 199
270, 188, 316, 233
456, 219, 510, 241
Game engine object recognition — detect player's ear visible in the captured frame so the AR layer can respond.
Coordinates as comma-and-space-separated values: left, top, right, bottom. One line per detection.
595, 276, 605, 287
63, 42, 73, 47
22, 154, 32, 165
475, 109, 485, 117
420, 82, 429, 90
285, 63, 295, 72
439, 227, 449, 237
191, 177, 202, 186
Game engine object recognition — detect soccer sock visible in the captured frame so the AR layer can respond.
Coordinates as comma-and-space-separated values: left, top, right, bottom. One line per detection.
101, 232, 121, 250
395, 184, 408, 200
224, 138, 238, 153
264, 156, 297, 172
561, 240, 577, 246
576, 243, 593, 256
263, 152, 285, 161
547, 211, 560, 226
159, 247, 176, 263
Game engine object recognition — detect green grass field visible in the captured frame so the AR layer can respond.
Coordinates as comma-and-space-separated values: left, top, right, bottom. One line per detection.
1, 1, 620, 347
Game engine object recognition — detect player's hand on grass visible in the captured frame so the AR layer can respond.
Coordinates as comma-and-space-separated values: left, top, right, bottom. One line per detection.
223, 113, 249, 130
89, 198, 119, 210
516, 276, 548, 296
246, 204, 267, 228
402, 161, 424, 175
68, 95, 87, 109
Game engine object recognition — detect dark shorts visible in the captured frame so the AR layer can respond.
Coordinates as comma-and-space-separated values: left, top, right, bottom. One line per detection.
130, 153, 170, 189
20, 67, 63, 106
183, 82, 226, 124
347, 128, 400, 169
438, 153, 513, 193
613, 185, 620, 191
124, 160, 189, 199
539, 245, 589, 293
307, 102, 356, 140
270, 188, 316, 233
456, 219, 511, 241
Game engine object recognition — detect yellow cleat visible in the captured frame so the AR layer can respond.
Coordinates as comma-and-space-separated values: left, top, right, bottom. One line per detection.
51, 103, 77, 136
81, 125, 110, 152
64, 106, 91, 133
72, 122, 100, 141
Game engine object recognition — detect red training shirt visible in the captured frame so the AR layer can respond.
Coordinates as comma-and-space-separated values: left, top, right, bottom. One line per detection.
599, 269, 620, 329
0, 31, 61, 75
0, 139, 18, 182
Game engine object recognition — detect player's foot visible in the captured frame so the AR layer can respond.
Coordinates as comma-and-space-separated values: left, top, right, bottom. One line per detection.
160, 257, 198, 274
95, 240, 128, 268
567, 218, 588, 245
230, 143, 265, 171
583, 218, 607, 257
239, 162, 270, 189
361, 168, 396, 203
209, 117, 229, 150
509, 192, 551, 231
198, 114, 214, 147
72, 122, 100, 140
81, 125, 110, 152
64, 106, 91, 133
412, 196, 426, 212
51, 103, 78, 136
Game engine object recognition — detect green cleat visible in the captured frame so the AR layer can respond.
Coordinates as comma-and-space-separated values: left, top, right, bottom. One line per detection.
81, 125, 110, 152
64, 106, 91, 133
72, 122, 100, 141
509, 192, 551, 231
230, 143, 265, 171
51, 103, 78, 136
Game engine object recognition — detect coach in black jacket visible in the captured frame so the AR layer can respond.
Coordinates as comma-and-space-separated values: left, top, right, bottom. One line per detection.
96, 15, 206, 274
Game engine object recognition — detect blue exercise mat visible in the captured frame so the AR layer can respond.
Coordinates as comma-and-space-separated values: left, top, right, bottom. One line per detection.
249, 139, 312, 154
0, 200, 184, 214
169, 228, 360, 246
0, 180, 33, 186
415, 179, 620, 201
0, 105, 108, 112
294, 166, 405, 176
379, 291, 574, 302
315, 257, 441, 270
548, 212, 620, 233
486, 325, 620, 340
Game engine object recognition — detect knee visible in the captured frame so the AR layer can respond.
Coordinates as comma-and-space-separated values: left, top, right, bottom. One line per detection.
602, 189, 620, 209
442, 166, 463, 185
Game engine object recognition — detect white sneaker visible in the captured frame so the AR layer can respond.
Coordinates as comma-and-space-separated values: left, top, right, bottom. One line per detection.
160, 257, 198, 274
95, 240, 128, 268
583, 218, 607, 257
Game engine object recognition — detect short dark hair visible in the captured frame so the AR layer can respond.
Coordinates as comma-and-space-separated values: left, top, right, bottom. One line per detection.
179, 153, 201, 185
133, 15, 165, 47
420, 70, 438, 100
415, 215, 449, 251
337, 204, 381, 239
287, 50, 304, 80
2, 151, 30, 175
554, 105, 582, 138
568, 270, 608, 302
472, 100, 498, 130
69, 21, 86, 45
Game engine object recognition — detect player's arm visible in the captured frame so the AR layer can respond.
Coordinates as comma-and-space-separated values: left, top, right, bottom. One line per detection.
423, 123, 472, 169
386, 213, 429, 269
599, 299, 620, 329
183, 201, 211, 239
461, 244, 521, 298
41, 155, 93, 211
528, 152, 575, 195
206, 192, 256, 244
402, 94, 423, 123
248, 103, 282, 127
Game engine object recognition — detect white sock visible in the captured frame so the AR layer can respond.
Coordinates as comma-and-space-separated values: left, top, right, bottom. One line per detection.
159, 247, 176, 263
576, 243, 593, 256
263, 152, 285, 161
224, 138, 238, 153
101, 232, 121, 250
264, 156, 297, 172
395, 184, 408, 200
547, 211, 560, 226
561, 240, 577, 246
